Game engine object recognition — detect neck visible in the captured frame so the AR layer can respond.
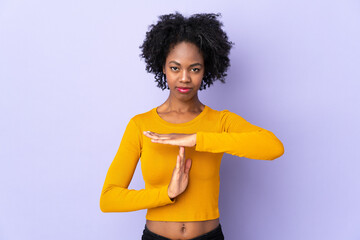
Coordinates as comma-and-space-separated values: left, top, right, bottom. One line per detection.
162, 94, 204, 112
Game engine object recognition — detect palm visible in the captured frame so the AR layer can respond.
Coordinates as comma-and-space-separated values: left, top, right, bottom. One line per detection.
168, 146, 192, 198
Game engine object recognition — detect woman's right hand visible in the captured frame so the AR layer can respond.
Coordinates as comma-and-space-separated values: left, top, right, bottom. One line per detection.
168, 146, 192, 199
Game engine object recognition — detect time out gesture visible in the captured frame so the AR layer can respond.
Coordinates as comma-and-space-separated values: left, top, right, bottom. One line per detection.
143, 131, 196, 199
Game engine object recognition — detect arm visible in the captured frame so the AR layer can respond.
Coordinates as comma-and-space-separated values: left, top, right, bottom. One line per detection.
99, 118, 175, 213
195, 110, 284, 160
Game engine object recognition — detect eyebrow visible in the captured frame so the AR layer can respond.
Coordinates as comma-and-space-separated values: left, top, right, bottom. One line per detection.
168, 61, 202, 67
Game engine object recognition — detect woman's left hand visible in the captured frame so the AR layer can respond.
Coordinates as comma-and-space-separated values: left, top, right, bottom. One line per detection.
143, 131, 197, 147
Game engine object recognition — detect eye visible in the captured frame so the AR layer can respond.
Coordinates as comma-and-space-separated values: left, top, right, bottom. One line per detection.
170, 66, 179, 71
191, 68, 200, 72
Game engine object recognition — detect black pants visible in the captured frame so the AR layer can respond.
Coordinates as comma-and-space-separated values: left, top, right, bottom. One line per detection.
141, 223, 224, 240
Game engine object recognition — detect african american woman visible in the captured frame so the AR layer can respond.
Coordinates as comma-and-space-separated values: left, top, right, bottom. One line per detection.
100, 12, 285, 240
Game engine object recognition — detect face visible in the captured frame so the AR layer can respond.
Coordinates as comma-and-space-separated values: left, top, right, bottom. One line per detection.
163, 41, 205, 100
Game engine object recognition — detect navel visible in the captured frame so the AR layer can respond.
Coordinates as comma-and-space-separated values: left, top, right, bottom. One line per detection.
180, 223, 186, 233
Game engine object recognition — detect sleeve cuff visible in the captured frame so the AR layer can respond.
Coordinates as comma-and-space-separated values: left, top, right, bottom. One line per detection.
195, 132, 204, 152
160, 184, 176, 204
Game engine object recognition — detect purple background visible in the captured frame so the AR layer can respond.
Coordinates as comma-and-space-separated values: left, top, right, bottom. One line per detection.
1, 0, 359, 239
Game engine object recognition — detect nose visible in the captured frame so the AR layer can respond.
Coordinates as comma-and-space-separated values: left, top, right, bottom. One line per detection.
180, 69, 190, 82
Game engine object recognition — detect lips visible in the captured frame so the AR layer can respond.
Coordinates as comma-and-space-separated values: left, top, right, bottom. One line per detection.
176, 87, 191, 93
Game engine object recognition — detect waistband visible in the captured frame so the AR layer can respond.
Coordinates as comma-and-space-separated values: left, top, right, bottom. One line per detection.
143, 223, 223, 240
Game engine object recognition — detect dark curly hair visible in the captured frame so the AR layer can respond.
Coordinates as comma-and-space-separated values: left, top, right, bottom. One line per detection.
139, 12, 234, 90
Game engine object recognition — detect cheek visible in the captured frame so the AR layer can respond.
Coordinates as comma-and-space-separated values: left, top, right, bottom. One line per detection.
195, 74, 204, 85
165, 76, 175, 85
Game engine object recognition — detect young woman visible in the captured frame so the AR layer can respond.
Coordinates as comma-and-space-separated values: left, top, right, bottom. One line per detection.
100, 12, 284, 240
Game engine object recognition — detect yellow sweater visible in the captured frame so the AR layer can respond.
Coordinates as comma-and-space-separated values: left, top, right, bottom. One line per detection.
100, 105, 284, 221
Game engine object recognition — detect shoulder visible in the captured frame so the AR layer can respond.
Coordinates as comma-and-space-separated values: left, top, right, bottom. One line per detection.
206, 106, 252, 131
206, 106, 246, 121
126, 107, 156, 128
220, 109, 247, 121
203, 106, 248, 130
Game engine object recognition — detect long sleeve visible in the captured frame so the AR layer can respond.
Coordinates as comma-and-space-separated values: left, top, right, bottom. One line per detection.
100, 118, 175, 213
195, 110, 284, 160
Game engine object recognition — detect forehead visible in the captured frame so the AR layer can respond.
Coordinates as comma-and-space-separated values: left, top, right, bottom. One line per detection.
166, 41, 204, 63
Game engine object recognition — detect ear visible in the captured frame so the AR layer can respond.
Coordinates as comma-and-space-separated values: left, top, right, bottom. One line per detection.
162, 65, 166, 75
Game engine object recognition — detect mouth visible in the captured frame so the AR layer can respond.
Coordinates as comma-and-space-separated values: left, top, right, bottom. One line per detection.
176, 87, 191, 93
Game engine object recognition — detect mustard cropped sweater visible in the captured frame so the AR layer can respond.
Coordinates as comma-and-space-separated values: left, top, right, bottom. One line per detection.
100, 105, 284, 221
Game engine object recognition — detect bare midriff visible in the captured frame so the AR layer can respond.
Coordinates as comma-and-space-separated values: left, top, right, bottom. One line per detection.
145, 218, 220, 239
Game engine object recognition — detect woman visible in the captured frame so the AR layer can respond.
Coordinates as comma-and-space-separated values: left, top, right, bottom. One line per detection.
100, 12, 284, 240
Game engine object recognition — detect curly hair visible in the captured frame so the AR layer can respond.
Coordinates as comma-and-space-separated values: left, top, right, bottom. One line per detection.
139, 12, 234, 90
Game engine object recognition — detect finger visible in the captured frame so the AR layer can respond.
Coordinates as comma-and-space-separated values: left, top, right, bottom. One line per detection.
178, 147, 184, 168
143, 132, 159, 139
184, 159, 192, 174
179, 146, 185, 157
143, 131, 154, 136
178, 146, 182, 156
143, 131, 161, 138
152, 132, 172, 138
156, 135, 172, 140
151, 139, 172, 144
179, 154, 184, 170
181, 147, 186, 170
176, 155, 180, 169
147, 134, 172, 140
